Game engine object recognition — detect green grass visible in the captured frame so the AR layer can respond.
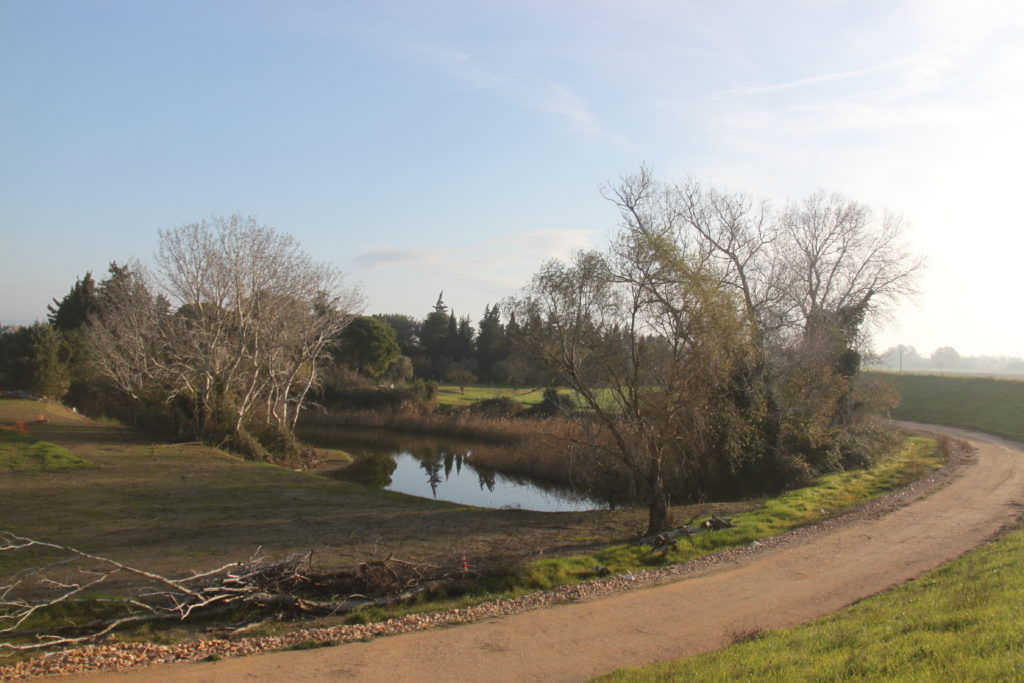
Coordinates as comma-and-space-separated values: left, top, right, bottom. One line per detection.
0, 397, 949, 658
878, 372, 1024, 442
0, 429, 91, 472
281, 436, 942, 625
435, 385, 549, 408
594, 375, 1024, 681
514, 437, 941, 589
598, 522, 1024, 682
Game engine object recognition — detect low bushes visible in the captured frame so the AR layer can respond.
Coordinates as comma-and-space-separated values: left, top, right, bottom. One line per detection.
319, 382, 438, 413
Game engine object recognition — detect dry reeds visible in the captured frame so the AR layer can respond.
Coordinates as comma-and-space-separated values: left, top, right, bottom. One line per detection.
302, 408, 541, 445
300, 407, 634, 502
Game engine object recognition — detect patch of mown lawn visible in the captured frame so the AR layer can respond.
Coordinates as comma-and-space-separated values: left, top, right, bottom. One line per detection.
435, 385, 549, 408
0, 429, 91, 472
597, 521, 1024, 682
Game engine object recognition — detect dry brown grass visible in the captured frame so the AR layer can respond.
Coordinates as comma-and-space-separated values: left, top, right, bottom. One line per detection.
302, 408, 547, 444
0, 399, 668, 581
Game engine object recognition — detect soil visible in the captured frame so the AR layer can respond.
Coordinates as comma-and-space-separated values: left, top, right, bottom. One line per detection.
46, 422, 1024, 682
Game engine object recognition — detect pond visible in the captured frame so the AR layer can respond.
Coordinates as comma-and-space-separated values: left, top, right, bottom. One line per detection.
298, 424, 613, 512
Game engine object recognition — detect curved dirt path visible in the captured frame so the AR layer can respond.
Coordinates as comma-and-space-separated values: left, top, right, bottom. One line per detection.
76, 424, 1024, 682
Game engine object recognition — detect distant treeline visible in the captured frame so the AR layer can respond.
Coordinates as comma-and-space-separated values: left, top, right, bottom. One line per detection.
872, 346, 1024, 376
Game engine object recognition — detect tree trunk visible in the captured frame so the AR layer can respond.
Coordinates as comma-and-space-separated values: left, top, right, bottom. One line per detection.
645, 467, 672, 536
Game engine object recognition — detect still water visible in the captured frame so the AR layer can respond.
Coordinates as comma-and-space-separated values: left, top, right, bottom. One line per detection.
298, 424, 611, 512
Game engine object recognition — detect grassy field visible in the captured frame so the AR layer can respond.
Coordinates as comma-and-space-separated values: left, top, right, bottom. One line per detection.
442, 375, 1024, 442
599, 372, 1024, 681
599, 522, 1024, 681
0, 394, 947, 651
877, 372, 1024, 442
0, 399, 660, 580
435, 384, 549, 408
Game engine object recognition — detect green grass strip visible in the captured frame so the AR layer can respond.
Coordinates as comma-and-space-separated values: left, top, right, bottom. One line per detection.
513, 437, 941, 590
598, 521, 1024, 682
434, 385, 550, 408
0, 430, 91, 472
341, 436, 942, 626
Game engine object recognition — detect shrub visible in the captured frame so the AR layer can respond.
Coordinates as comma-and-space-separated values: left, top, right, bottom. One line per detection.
320, 382, 437, 413
522, 388, 576, 417
465, 396, 523, 418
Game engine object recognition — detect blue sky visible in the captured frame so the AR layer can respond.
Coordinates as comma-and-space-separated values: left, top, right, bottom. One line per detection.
3, 0, 1023, 357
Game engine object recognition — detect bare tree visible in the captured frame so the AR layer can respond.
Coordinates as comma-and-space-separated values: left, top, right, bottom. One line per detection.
513, 217, 755, 535
515, 169, 921, 530
664, 172, 921, 464
86, 216, 363, 442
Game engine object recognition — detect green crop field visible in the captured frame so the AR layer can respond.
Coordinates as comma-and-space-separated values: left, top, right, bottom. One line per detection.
598, 372, 1024, 681
878, 372, 1024, 442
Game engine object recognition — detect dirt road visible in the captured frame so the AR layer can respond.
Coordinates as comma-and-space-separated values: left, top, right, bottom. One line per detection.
75, 424, 1024, 682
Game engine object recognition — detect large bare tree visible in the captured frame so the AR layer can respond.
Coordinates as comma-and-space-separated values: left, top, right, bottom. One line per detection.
86, 216, 363, 442
515, 169, 921, 532
623, 169, 922, 468
514, 216, 756, 535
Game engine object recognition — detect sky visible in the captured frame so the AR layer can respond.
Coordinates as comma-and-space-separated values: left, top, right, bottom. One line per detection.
2, 0, 1023, 358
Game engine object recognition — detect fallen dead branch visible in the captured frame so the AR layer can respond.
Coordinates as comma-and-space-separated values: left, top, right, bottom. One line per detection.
635, 515, 735, 548
0, 532, 479, 653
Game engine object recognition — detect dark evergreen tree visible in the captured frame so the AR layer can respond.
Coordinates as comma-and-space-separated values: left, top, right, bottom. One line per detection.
0, 326, 34, 389
456, 315, 475, 361
433, 291, 448, 314
47, 273, 98, 332
27, 323, 70, 400
475, 305, 508, 383
372, 314, 421, 357
46, 273, 102, 407
418, 293, 453, 379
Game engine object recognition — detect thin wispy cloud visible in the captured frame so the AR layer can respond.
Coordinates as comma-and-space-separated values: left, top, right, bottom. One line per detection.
352, 228, 599, 314
354, 248, 447, 270
409, 44, 606, 137
355, 229, 598, 281
710, 56, 918, 99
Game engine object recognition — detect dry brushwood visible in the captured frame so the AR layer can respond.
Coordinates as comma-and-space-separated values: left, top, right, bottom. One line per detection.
635, 515, 735, 547
701, 515, 734, 530
0, 532, 475, 653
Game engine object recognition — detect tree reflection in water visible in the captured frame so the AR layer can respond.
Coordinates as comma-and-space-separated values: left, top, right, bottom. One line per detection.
477, 468, 496, 492
299, 424, 617, 511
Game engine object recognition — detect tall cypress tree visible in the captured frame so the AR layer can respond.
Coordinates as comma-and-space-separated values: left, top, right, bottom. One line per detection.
475, 305, 506, 382
47, 273, 98, 332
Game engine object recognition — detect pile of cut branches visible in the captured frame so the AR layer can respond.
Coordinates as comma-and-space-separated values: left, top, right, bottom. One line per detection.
0, 532, 479, 653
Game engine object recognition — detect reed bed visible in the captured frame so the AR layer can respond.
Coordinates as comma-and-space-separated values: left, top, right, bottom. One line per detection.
302, 408, 556, 445
302, 407, 632, 503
